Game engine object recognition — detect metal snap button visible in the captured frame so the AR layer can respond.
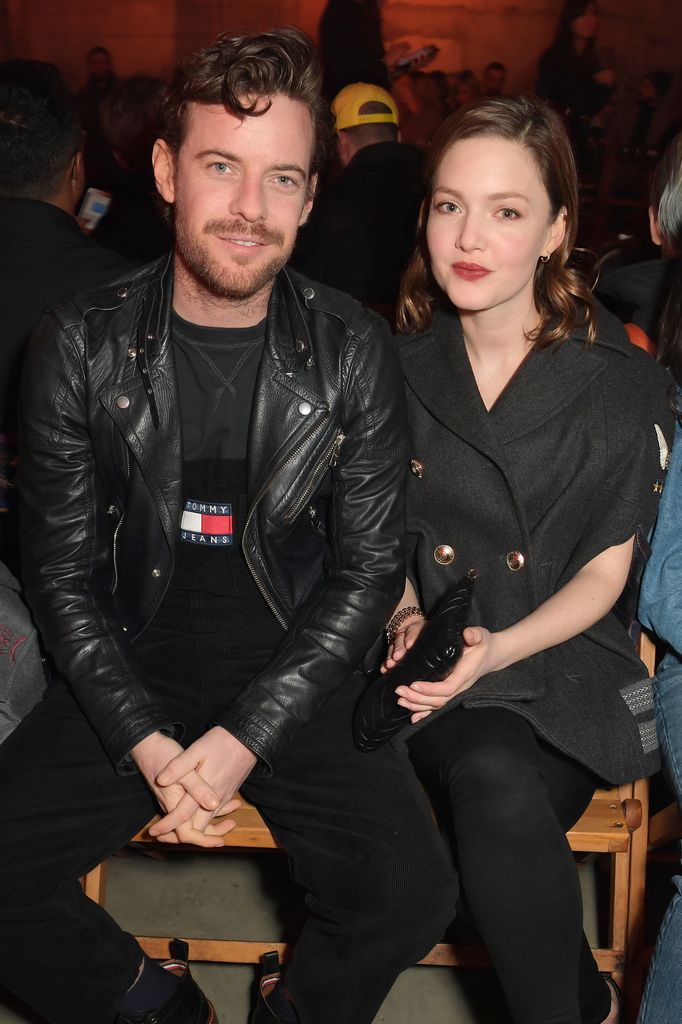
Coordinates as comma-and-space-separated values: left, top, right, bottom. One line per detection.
434, 544, 455, 565
126, 347, 137, 359
410, 459, 424, 478
116, 395, 130, 409
298, 401, 312, 416
116, 286, 128, 299
151, 568, 161, 578
302, 287, 315, 300
506, 550, 525, 572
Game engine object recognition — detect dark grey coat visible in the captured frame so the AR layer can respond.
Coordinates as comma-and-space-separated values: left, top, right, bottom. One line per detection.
398, 304, 674, 784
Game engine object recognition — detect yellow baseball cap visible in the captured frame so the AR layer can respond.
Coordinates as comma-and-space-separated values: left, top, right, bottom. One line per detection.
332, 82, 399, 132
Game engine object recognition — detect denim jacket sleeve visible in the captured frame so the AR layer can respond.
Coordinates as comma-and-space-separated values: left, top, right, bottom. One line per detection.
639, 395, 682, 653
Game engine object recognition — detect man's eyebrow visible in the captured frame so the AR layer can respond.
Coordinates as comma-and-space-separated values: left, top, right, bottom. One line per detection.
195, 150, 308, 180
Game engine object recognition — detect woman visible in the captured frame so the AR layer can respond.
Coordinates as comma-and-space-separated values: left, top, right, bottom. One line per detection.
385, 96, 672, 1024
637, 133, 682, 1024
537, 1, 615, 173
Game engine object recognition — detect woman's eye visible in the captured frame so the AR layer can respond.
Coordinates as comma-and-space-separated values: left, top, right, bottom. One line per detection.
436, 201, 459, 214
499, 207, 520, 219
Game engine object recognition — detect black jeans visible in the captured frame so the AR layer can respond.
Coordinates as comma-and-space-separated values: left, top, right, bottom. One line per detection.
408, 706, 612, 1024
0, 591, 456, 1024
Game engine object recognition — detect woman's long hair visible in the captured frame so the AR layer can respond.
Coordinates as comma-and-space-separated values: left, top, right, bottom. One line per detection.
651, 133, 682, 386
552, 0, 598, 53
397, 95, 596, 347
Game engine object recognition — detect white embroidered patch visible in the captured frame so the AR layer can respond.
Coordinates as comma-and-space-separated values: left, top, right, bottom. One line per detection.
654, 424, 670, 470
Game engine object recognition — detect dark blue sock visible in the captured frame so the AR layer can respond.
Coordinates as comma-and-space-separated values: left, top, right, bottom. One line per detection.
117, 955, 181, 1014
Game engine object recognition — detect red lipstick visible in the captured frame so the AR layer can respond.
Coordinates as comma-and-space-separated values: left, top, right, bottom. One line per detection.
451, 262, 491, 280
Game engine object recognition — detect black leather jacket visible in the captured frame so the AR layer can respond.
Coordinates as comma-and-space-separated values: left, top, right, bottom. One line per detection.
19, 257, 408, 773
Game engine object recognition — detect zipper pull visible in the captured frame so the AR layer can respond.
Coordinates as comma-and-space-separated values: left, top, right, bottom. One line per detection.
329, 431, 345, 467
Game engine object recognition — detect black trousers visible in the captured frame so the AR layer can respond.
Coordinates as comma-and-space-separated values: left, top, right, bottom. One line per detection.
408, 706, 612, 1024
0, 592, 456, 1024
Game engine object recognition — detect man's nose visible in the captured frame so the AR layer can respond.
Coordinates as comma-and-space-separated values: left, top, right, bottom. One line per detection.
228, 175, 266, 222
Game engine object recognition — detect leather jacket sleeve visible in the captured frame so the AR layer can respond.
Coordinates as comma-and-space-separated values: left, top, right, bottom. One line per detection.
18, 309, 178, 772
215, 316, 409, 772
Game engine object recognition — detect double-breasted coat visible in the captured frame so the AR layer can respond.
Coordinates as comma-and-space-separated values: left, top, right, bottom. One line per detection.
398, 304, 674, 784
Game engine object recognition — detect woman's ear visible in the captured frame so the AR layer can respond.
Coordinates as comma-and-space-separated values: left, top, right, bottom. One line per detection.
545, 205, 567, 258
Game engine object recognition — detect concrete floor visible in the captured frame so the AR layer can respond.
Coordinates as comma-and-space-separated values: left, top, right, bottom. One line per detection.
0, 845, 609, 1023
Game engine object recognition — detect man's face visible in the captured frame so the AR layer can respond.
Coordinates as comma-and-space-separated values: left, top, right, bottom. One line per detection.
154, 96, 315, 305
483, 67, 505, 97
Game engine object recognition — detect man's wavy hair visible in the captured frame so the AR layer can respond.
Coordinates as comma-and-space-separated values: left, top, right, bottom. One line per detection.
159, 27, 332, 186
397, 95, 596, 347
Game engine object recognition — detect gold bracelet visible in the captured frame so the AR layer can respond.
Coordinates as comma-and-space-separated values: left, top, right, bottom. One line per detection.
386, 605, 424, 646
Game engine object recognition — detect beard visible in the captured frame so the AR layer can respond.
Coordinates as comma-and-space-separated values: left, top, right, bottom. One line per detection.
174, 200, 290, 302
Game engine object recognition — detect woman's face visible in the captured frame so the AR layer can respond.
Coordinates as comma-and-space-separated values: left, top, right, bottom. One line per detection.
425, 135, 566, 323
571, 3, 597, 40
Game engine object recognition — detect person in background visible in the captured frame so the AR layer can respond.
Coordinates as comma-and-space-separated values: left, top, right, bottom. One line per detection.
482, 61, 506, 99
0, 28, 454, 1024
292, 81, 423, 318
453, 68, 481, 109
637, 132, 682, 1024
385, 95, 671, 1024
597, 133, 682, 354
94, 75, 172, 262
0, 58, 133, 575
537, 0, 615, 174
319, 0, 389, 99
76, 45, 120, 191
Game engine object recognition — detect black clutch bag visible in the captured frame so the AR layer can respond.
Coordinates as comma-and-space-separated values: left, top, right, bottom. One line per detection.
352, 570, 477, 752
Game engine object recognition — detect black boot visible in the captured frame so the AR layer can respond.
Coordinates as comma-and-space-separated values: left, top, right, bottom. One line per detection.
251, 951, 299, 1023
116, 940, 218, 1024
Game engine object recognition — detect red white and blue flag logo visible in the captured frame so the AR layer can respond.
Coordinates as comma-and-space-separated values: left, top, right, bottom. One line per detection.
180, 499, 234, 546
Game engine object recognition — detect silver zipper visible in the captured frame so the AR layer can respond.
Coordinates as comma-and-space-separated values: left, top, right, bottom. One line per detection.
110, 445, 131, 594
283, 429, 345, 524
242, 415, 330, 626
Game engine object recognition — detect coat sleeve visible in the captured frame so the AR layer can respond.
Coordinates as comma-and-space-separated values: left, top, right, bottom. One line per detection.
18, 310, 179, 772
639, 410, 682, 653
567, 358, 674, 576
213, 319, 409, 772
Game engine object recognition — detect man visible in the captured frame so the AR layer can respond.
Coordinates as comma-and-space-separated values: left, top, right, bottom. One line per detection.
0, 58, 133, 573
0, 28, 454, 1024
292, 82, 422, 319
482, 61, 506, 98
76, 45, 119, 190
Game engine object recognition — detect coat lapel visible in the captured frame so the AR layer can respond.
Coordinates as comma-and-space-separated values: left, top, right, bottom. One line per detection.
401, 309, 608, 456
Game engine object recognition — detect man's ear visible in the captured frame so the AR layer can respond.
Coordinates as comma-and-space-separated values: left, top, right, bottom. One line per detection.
153, 139, 177, 204
649, 205, 663, 247
336, 131, 353, 168
71, 150, 85, 199
300, 173, 318, 226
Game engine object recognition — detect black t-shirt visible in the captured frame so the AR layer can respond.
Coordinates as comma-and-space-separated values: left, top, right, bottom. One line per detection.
172, 311, 265, 461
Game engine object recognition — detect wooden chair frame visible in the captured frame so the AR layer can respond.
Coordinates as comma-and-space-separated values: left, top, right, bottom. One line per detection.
82, 635, 656, 1020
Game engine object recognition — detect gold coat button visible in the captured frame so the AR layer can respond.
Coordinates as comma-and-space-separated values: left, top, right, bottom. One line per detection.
410, 459, 424, 478
506, 550, 525, 572
434, 544, 455, 565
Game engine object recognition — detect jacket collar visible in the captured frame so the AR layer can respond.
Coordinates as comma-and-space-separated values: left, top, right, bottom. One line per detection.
399, 306, 611, 456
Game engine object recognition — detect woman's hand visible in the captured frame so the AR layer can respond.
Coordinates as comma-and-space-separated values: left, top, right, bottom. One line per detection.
395, 625, 500, 723
381, 613, 426, 672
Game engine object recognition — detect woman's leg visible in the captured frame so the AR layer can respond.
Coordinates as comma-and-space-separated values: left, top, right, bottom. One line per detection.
637, 662, 682, 1024
408, 705, 610, 1024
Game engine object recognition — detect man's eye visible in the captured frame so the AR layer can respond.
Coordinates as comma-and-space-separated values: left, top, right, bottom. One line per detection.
212, 162, 229, 174
275, 175, 296, 187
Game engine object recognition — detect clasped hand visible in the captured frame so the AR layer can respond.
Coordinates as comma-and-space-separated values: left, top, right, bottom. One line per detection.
131, 727, 257, 848
381, 617, 499, 724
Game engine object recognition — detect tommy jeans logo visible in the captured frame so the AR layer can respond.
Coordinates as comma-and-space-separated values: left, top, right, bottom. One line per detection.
180, 499, 234, 546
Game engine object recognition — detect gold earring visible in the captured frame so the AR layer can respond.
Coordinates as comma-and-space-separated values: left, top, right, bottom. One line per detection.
539, 254, 550, 263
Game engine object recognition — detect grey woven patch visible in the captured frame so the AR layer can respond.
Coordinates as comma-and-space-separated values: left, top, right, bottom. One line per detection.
638, 719, 659, 755
620, 679, 655, 717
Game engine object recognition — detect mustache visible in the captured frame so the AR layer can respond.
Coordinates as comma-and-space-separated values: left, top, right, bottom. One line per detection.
204, 219, 285, 247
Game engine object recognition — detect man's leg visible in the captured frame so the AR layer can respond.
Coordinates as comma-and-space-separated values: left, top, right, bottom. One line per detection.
0, 683, 161, 1024
243, 675, 458, 1024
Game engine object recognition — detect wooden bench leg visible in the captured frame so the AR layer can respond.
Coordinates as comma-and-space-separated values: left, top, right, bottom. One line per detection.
81, 861, 108, 904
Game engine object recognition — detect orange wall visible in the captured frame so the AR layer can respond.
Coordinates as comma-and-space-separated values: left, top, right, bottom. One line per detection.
1, 0, 680, 96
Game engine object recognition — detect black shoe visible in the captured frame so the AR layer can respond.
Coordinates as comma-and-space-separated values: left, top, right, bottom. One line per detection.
251, 952, 298, 1023
116, 940, 218, 1024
